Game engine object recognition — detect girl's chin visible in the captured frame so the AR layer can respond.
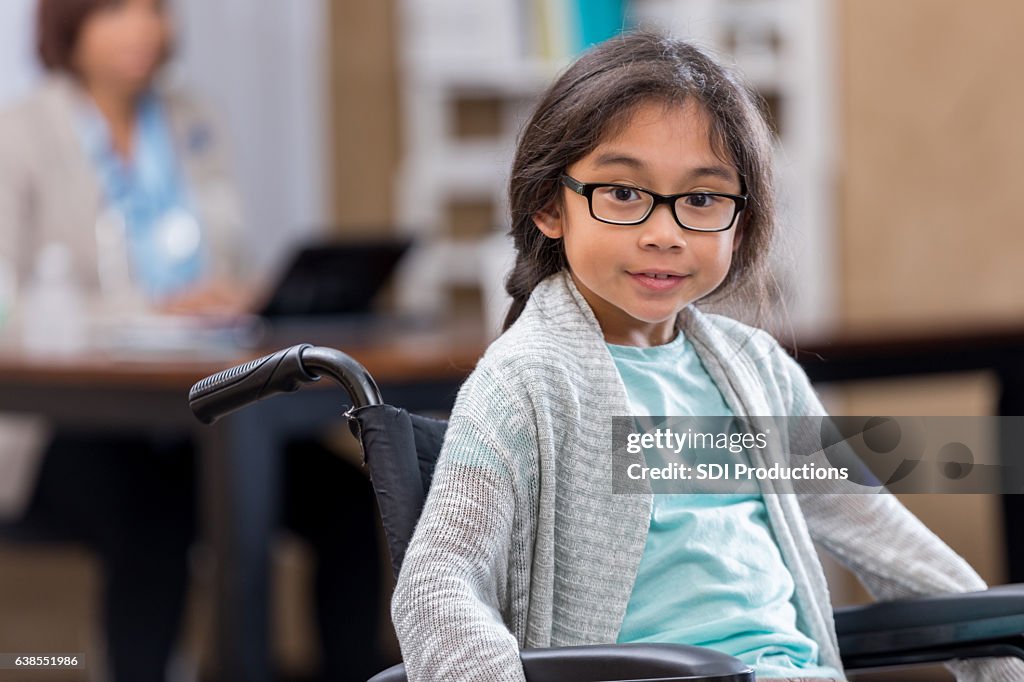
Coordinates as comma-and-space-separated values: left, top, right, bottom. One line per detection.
623, 303, 686, 322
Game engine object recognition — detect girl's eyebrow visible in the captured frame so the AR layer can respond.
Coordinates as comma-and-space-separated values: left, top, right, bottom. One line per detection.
689, 166, 741, 183
592, 152, 647, 170
591, 152, 739, 184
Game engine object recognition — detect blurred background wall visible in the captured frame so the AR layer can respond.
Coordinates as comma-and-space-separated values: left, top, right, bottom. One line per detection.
0, 0, 40, 104
839, 0, 1024, 330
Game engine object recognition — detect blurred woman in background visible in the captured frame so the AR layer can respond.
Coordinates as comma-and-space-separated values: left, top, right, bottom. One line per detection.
0, 1, 243, 680
0, 2, 383, 680
0, 0, 244, 307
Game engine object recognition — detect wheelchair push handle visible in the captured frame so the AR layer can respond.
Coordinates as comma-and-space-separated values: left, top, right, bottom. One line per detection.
188, 344, 382, 424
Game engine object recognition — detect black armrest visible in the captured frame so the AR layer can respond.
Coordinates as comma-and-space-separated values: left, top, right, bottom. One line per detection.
368, 642, 753, 681
835, 583, 1024, 669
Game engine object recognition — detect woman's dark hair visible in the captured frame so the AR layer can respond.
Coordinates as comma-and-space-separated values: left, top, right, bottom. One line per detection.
37, 0, 172, 74
503, 29, 777, 331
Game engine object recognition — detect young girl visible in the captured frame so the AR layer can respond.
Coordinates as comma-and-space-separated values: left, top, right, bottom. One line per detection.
391, 31, 1023, 682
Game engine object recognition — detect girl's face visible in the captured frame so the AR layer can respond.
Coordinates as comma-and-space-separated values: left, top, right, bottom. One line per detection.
533, 100, 743, 347
72, 0, 171, 94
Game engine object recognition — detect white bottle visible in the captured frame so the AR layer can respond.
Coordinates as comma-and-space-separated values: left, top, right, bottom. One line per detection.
20, 242, 87, 356
94, 206, 146, 318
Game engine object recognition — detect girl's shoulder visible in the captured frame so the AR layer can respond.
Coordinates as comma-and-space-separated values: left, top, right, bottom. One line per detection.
443, 321, 559, 465
467, 317, 573, 392
686, 307, 786, 364
453, 305, 590, 425
688, 307, 816, 412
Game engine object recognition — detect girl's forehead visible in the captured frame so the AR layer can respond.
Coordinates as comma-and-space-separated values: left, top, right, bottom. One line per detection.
575, 101, 738, 184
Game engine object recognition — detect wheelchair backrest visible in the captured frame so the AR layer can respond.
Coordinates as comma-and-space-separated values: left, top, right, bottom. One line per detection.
349, 404, 449, 578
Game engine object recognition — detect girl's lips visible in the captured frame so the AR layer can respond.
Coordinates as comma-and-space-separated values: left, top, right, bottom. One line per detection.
628, 272, 688, 291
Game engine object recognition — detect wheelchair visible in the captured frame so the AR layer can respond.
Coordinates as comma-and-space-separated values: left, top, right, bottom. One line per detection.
190, 344, 1024, 681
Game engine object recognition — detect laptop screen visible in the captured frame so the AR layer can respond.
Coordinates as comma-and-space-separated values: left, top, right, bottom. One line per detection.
256, 240, 411, 318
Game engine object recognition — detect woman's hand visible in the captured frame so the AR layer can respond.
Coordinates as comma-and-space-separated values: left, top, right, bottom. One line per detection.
157, 279, 251, 318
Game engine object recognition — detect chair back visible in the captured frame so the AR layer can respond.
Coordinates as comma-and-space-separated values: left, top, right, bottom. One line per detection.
348, 404, 448, 578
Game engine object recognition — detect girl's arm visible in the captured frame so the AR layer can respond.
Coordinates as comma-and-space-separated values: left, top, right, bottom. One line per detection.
774, 345, 1024, 681
391, 367, 529, 682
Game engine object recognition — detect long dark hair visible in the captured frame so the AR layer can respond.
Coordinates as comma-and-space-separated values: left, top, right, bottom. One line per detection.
503, 30, 777, 331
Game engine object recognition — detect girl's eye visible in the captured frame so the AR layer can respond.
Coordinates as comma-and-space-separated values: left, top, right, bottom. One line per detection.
599, 186, 643, 203
683, 193, 718, 209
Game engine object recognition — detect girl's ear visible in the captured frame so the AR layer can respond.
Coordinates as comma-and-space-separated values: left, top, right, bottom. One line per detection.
533, 201, 564, 239
731, 215, 744, 253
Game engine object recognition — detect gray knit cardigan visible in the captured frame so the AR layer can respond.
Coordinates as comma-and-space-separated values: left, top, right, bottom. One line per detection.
391, 270, 1023, 682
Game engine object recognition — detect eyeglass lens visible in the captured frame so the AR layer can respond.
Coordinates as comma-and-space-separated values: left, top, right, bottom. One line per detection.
591, 186, 737, 230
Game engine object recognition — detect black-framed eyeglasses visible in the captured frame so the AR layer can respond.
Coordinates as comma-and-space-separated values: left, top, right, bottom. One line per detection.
560, 174, 747, 233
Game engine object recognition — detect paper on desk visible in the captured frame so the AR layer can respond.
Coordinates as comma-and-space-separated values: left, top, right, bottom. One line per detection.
90, 312, 265, 359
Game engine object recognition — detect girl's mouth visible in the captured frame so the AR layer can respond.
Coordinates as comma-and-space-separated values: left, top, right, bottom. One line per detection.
629, 272, 688, 291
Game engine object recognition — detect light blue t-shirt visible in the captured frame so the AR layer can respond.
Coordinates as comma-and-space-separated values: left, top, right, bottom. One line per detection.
608, 330, 842, 679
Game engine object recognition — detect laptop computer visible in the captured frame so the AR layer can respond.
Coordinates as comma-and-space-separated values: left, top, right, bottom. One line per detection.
257, 239, 411, 319
253, 239, 425, 344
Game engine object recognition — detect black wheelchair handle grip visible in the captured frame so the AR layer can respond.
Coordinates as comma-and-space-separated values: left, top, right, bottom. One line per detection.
189, 344, 318, 424
188, 344, 383, 425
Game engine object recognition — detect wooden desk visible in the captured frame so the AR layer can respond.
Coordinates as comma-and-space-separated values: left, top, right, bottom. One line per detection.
789, 322, 1024, 387
0, 321, 488, 682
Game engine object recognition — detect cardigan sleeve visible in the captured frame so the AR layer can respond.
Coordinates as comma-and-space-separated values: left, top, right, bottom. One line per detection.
391, 365, 529, 682
773, 344, 1024, 681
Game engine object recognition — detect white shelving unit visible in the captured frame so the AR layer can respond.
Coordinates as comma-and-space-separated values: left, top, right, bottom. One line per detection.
393, 0, 837, 336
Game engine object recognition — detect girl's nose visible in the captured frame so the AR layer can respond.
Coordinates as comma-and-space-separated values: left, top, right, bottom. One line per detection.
637, 204, 687, 251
